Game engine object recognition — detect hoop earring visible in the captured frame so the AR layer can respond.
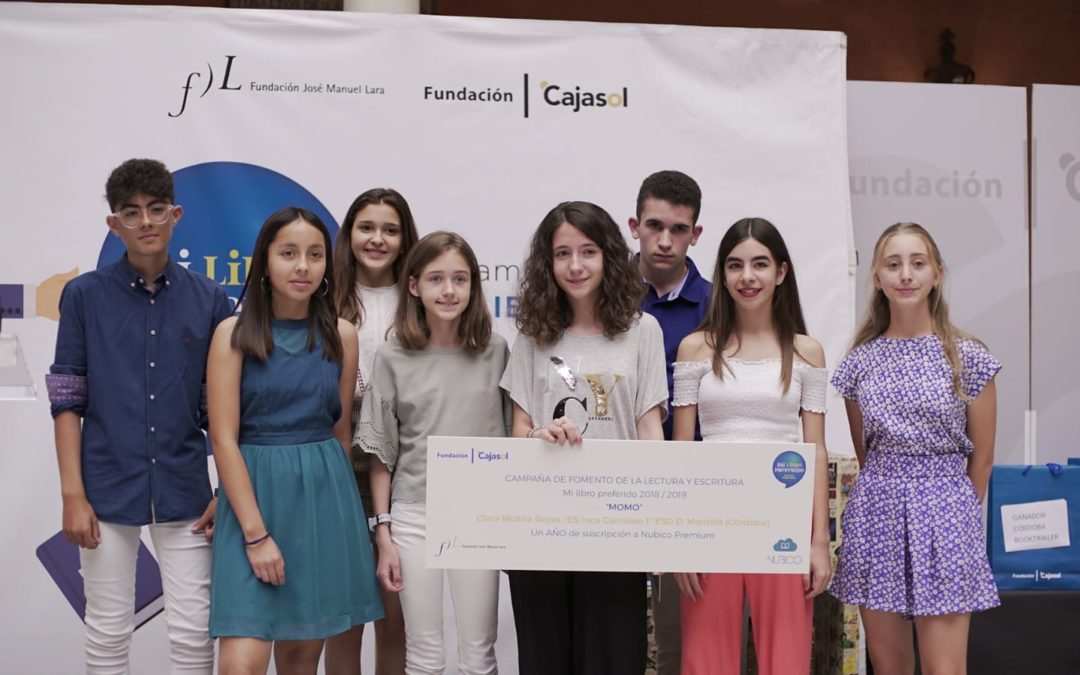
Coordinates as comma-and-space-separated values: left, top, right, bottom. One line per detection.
317, 278, 329, 297
261, 275, 269, 290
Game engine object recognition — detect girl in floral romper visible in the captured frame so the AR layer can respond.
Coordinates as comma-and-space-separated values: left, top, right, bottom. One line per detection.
830, 222, 1001, 675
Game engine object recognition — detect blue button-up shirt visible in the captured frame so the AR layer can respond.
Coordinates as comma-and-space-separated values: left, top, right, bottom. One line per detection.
47, 256, 232, 525
640, 256, 713, 441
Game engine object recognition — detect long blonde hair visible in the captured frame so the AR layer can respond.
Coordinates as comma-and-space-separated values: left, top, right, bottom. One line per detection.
850, 222, 973, 399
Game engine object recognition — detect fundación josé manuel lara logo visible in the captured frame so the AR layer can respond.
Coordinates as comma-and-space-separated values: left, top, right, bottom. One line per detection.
168, 55, 386, 118
97, 161, 339, 308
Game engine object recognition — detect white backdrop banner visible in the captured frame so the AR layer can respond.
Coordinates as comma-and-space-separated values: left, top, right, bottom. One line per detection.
0, 3, 852, 673
1032, 84, 1080, 465
846, 81, 1029, 465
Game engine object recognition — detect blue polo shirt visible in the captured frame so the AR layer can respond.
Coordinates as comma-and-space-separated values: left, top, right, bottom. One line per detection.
47, 255, 232, 525
639, 256, 712, 440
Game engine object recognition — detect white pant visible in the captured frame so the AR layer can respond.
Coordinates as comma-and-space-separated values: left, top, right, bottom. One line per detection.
80, 519, 213, 675
391, 501, 499, 675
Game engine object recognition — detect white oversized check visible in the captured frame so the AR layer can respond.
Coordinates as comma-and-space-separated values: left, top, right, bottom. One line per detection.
426, 436, 815, 573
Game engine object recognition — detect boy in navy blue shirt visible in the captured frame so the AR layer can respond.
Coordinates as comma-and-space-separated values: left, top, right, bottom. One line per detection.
47, 159, 231, 674
629, 170, 711, 675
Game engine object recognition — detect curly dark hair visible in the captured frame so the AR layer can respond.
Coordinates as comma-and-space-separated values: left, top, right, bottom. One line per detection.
515, 201, 644, 344
104, 158, 174, 211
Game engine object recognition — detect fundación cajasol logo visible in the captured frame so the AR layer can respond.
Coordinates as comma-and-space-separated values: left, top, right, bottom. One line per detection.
96, 161, 339, 309
422, 74, 631, 119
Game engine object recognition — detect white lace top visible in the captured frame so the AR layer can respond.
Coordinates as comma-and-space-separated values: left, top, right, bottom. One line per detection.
672, 358, 827, 443
355, 283, 398, 397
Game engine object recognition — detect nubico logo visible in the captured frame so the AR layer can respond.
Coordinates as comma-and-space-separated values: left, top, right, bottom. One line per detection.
96, 161, 339, 308
768, 539, 802, 565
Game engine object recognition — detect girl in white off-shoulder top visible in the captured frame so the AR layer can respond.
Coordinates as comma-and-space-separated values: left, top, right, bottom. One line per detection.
671, 218, 830, 675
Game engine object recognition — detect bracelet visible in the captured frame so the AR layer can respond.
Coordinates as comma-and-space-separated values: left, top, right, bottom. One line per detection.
526, 425, 544, 439
244, 532, 271, 547
367, 513, 392, 532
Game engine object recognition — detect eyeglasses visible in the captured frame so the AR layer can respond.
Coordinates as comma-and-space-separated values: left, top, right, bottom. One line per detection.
110, 204, 176, 229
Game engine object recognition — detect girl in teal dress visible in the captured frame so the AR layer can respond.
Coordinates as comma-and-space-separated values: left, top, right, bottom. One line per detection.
208, 207, 383, 675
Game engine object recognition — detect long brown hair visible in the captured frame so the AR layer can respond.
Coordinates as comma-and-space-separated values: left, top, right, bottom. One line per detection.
515, 201, 644, 344
231, 207, 343, 362
333, 188, 420, 325
394, 231, 492, 352
850, 222, 973, 398
701, 217, 807, 393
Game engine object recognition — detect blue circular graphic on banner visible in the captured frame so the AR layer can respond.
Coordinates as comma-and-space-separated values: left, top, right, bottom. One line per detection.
772, 451, 807, 488
96, 161, 339, 307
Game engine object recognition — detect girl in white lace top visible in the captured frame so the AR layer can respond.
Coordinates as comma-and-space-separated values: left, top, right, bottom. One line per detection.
671, 218, 830, 675
328, 188, 419, 675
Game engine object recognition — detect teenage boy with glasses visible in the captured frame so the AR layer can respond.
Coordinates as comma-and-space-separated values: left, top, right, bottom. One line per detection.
47, 158, 232, 674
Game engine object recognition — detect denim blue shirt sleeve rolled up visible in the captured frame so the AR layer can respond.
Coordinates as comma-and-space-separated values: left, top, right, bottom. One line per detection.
47, 255, 232, 526
639, 255, 712, 441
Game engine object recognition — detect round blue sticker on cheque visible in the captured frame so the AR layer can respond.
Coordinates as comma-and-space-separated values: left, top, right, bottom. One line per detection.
772, 451, 806, 488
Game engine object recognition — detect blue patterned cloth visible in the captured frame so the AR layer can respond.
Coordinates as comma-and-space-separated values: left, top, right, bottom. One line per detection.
829, 334, 1002, 616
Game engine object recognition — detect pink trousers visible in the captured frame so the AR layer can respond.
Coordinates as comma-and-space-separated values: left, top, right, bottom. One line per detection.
680, 573, 812, 675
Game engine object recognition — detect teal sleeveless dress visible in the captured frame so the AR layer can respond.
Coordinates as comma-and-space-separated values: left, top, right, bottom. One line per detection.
210, 319, 383, 640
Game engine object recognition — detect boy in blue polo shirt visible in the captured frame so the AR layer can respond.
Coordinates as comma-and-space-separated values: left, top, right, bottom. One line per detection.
628, 170, 711, 675
47, 159, 231, 674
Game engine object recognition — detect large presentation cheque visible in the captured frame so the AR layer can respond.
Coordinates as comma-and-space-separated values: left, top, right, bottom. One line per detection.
426, 436, 815, 573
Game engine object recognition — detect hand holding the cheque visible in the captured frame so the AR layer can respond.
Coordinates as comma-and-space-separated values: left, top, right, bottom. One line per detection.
529, 416, 582, 446
673, 572, 707, 601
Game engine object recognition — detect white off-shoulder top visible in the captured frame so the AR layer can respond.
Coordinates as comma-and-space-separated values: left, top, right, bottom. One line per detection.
672, 358, 827, 443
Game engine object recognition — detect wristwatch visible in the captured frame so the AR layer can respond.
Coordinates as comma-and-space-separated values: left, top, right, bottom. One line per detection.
367, 513, 392, 532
